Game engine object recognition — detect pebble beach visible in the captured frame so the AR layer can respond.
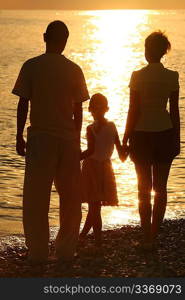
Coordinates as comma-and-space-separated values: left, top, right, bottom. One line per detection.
0, 219, 185, 278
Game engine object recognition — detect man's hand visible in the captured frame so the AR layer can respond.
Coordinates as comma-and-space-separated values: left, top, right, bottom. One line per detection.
16, 135, 26, 156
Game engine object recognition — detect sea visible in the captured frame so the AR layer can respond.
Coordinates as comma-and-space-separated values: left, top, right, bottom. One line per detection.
0, 9, 185, 248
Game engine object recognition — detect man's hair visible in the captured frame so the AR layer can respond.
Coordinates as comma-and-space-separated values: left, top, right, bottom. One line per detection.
89, 93, 108, 111
45, 20, 69, 43
145, 31, 171, 59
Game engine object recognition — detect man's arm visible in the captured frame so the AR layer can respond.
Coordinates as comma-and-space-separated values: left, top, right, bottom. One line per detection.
73, 102, 82, 142
16, 97, 29, 156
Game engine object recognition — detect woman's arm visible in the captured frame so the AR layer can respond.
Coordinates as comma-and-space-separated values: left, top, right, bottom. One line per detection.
169, 89, 180, 154
122, 89, 140, 146
80, 126, 95, 160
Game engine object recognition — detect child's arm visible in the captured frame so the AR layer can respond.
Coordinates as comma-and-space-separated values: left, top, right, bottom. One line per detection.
80, 126, 95, 160
114, 125, 129, 162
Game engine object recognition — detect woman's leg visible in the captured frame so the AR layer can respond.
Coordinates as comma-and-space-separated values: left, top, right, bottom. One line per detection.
152, 161, 172, 241
135, 162, 152, 244
80, 203, 93, 237
91, 202, 102, 246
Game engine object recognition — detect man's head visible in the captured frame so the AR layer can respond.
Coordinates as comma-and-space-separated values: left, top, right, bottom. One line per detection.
44, 20, 69, 53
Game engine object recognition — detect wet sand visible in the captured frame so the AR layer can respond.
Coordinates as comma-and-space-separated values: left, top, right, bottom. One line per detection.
0, 219, 185, 278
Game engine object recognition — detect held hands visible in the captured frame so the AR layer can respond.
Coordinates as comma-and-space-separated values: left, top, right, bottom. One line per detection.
118, 144, 130, 162
16, 135, 26, 156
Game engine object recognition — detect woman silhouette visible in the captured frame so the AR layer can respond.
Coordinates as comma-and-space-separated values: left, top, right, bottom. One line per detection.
123, 31, 180, 250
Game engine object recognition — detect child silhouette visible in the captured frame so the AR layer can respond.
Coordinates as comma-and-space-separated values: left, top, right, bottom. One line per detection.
80, 93, 128, 247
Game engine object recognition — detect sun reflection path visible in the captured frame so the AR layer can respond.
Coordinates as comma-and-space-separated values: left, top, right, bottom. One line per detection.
84, 10, 149, 133
104, 207, 139, 227
87, 10, 148, 101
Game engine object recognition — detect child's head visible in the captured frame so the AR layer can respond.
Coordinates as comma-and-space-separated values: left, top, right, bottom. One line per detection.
145, 31, 171, 62
44, 20, 69, 52
89, 93, 109, 121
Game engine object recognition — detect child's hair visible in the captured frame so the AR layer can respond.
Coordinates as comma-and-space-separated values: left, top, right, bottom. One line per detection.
89, 93, 108, 111
45, 20, 69, 43
145, 31, 171, 60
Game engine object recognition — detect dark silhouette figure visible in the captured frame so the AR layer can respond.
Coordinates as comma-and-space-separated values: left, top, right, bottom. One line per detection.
79, 93, 128, 246
12, 21, 89, 264
123, 31, 180, 250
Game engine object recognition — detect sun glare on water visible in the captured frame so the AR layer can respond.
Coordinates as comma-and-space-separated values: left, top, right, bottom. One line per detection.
83, 9, 149, 120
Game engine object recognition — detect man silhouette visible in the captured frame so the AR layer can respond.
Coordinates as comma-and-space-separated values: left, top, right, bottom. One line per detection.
12, 20, 89, 264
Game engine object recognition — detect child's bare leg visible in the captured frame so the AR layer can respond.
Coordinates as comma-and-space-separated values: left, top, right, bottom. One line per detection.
92, 202, 102, 246
80, 203, 93, 237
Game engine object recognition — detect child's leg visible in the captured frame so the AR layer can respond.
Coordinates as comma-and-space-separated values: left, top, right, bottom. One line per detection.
80, 203, 93, 237
92, 202, 102, 246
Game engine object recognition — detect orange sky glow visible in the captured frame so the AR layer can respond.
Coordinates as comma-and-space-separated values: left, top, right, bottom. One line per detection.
1, 0, 185, 9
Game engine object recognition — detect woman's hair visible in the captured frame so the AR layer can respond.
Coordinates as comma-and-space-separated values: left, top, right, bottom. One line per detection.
145, 31, 171, 60
89, 93, 108, 111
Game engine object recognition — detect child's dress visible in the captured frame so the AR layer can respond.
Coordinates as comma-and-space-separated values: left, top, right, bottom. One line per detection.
81, 120, 118, 206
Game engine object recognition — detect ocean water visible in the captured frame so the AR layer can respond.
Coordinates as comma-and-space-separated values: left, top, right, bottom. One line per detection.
0, 9, 185, 245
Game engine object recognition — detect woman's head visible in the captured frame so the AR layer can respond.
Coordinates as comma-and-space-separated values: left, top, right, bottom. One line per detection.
145, 31, 171, 62
89, 93, 109, 121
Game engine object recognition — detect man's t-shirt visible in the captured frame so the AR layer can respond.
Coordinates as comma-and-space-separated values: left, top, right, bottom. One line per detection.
12, 53, 89, 139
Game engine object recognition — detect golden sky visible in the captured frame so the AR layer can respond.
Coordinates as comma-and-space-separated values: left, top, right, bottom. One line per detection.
0, 0, 185, 9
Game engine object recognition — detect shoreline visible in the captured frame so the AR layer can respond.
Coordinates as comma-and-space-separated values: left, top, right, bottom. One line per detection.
0, 218, 140, 251
0, 218, 185, 278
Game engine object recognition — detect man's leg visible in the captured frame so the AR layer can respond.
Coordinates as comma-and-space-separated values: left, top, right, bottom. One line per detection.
23, 134, 57, 262
55, 139, 82, 261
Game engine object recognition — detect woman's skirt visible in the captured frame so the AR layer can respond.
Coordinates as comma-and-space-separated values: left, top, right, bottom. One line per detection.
129, 128, 179, 164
